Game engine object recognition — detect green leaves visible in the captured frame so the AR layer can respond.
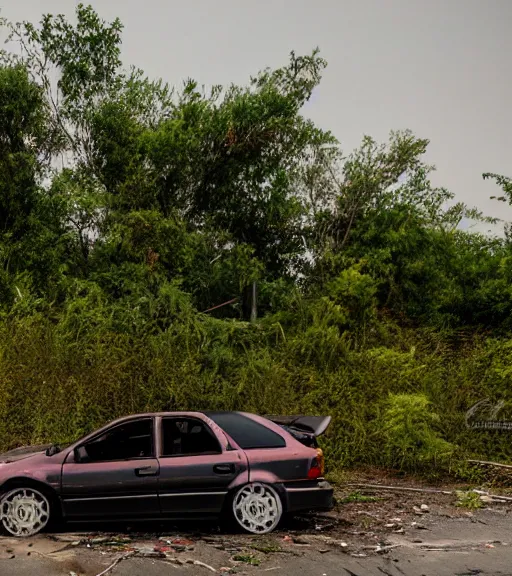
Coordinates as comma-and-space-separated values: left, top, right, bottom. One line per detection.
2, 5, 336, 295
2, 4, 124, 168
251, 48, 327, 109
484, 172, 512, 205
381, 393, 455, 472
23, 4, 122, 110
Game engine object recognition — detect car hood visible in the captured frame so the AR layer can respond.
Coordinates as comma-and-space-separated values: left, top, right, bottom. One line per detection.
0, 445, 52, 463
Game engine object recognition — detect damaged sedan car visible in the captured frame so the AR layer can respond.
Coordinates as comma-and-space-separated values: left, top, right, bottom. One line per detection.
0, 411, 333, 536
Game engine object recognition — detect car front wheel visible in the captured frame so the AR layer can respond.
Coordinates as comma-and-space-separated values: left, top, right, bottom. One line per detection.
0, 487, 51, 537
232, 482, 283, 534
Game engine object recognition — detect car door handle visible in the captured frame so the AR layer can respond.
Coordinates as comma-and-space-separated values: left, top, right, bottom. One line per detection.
135, 465, 159, 477
213, 464, 235, 475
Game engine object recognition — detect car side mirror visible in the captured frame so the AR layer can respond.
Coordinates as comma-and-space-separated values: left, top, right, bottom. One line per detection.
45, 445, 61, 457
74, 447, 81, 463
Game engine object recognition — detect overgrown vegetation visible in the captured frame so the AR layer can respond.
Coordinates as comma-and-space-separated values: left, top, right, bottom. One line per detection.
0, 6, 511, 474
341, 492, 380, 504
456, 491, 484, 510
381, 394, 455, 473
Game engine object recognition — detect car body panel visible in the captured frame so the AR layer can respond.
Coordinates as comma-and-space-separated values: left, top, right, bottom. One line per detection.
155, 414, 249, 517
60, 457, 161, 518
284, 480, 334, 512
238, 413, 316, 483
0, 451, 65, 493
157, 451, 246, 516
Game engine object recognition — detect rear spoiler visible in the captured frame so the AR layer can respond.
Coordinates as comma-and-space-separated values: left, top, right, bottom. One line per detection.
265, 415, 331, 437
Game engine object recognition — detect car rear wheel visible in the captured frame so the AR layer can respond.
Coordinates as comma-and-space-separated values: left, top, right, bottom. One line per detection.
232, 482, 283, 534
0, 487, 51, 537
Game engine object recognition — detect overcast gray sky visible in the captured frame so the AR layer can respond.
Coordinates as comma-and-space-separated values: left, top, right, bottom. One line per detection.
3, 0, 511, 228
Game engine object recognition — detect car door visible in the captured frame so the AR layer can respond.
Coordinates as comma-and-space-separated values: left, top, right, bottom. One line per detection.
61, 417, 160, 520
157, 416, 247, 517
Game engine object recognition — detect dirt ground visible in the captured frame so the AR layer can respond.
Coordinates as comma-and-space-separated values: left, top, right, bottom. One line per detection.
2, 472, 512, 575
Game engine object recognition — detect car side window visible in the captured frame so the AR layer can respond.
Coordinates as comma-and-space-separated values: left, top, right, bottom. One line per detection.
206, 412, 286, 449
162, 418, 221, 457
78, 419, 154, 462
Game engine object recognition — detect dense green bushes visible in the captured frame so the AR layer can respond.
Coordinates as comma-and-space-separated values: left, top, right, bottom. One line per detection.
1, 303, 512, 473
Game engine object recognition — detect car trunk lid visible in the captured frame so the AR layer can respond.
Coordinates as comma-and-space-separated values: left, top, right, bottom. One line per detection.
265, 415, 331, 447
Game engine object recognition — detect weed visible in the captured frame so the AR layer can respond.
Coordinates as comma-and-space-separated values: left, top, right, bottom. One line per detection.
325, 469, 350, 485
232, 554, 261, 566
455, 490, 483, 509
451, 461, 486, 485
250, 542, 281, 554
341, 491, 380, 504
359, 515, 374, 530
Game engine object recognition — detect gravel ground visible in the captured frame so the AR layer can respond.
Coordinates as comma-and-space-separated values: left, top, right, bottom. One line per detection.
2, 477, 512, 575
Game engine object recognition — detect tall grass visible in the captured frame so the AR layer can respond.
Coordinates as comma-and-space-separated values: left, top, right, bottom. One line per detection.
1, 297, 512, 473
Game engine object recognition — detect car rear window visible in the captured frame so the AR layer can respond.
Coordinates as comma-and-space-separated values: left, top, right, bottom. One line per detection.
205, 412, 286, 449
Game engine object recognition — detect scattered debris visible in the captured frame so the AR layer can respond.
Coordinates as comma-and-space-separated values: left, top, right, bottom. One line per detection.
30, 473, 512, 574
356, 510, 380, 518
291, 536, 310, 546
468, 459, 512, 471
155, 536, 195, 552
94, 552, 134, 576
50, 534, 89, 543
410, 522, 428, 530
361, 543, 401, 554
472, 489, 512, 503
187, 559, 217, 572
344, 483, 454, 496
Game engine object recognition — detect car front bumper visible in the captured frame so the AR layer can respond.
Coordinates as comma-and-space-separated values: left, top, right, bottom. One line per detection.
283, 480, 334, 513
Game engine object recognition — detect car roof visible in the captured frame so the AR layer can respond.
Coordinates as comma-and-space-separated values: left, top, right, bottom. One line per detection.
69, 411, 226, 447
101, 411, 288, 450
100, 411, 252, 428
102, 411, 212, 425
107, 410, 249, 420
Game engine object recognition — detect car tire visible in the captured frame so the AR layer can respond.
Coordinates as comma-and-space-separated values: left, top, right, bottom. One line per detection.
230, 482, 283, 534
0, 486, 53, 537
